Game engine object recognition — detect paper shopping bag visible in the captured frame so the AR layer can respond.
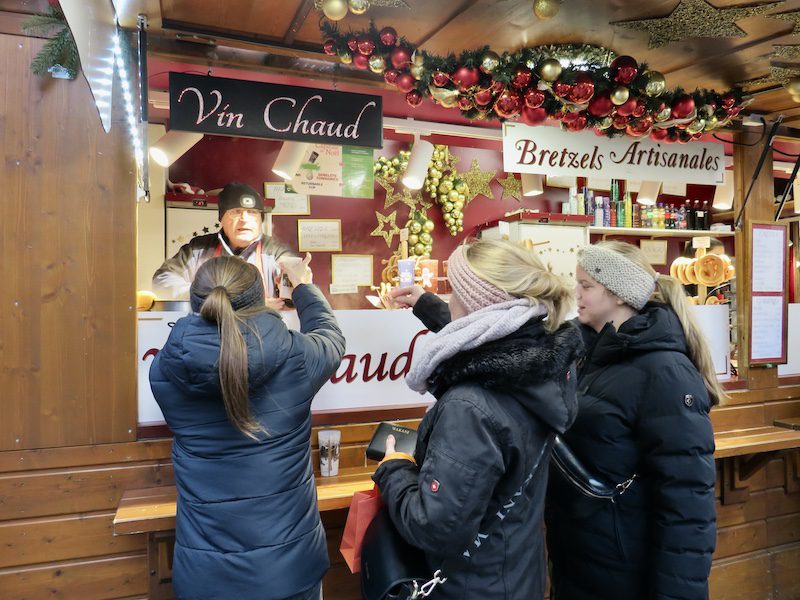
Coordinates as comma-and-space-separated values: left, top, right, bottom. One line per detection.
340, 485, 383, 573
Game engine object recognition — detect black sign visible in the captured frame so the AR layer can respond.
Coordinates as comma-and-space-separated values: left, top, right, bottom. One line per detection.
168, 73, 383, 148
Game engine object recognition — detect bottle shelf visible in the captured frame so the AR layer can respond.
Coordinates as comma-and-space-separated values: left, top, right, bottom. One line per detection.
589, 227, 735, 238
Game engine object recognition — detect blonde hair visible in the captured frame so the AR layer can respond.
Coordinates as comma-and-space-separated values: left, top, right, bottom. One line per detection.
192, 257, 267, 439
596, 241, 726, 406
465, 239, 574, 334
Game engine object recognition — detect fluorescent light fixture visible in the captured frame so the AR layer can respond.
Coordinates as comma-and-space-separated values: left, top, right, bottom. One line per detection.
402, 139, 435, 190
636, 181, 661, 205
272, 141, 312, 180
713, 171, 734, 210
521, 173, 544, 196
149, 130, 203, 167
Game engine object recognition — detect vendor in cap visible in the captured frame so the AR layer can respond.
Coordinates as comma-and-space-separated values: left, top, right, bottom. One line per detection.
152, 182, 293, 308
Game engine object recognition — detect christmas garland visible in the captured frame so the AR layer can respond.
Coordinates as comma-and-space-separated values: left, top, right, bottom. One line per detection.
321, 21, 750, 141
22, 6, 80, 79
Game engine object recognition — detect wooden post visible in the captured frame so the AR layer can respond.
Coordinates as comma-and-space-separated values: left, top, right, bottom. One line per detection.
733, 130, 778, 387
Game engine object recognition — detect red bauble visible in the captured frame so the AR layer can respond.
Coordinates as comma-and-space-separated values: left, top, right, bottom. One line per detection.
490, 80, 505, 94
452, 66, 480, 91
671, 94, 695, 120
347, 37, 359, 52
521, 106, 548, 126
587, 91, 613, 117
384, 69, 400, 86
524, 87, 545, 109
632, 99, 646, 118
323, 39, 337, 56
691, 132, 703, 140
353, 54, 369, 70
406, 89, 423, 107
458, 96, 474, 111
553, 81, 573, 98
511, 67, 532, 89
664, 132, 678, 144
474, 87, 494, 107
432, 71, 450, 87
650, 128, 669, 142
613, 114, 629, 130
379, 26, 398, 47
616, 97, 638, 117
721, 92, 736, 110
567, 116, 588, 131
626, 117, 653, 137
611, 55, 638, 86
357, 37, 376, 56
562, 111, 581, 124
569, 73, 595, 104
677, 132, 691, 144
390, 46, 412, 69
396, 73, 416, 93
728, 106, 742, 117
494, 89, 522, 119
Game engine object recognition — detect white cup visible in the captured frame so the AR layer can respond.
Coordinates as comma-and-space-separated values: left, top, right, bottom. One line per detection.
318, 429, 341, 477
278, 256, 304, 300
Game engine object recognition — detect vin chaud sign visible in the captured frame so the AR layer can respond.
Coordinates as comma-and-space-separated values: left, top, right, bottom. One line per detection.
169, 73, 383, 149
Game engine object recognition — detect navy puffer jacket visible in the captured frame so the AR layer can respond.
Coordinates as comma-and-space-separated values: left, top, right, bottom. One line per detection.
149, 284, 345, 600
547, 303, 716, 600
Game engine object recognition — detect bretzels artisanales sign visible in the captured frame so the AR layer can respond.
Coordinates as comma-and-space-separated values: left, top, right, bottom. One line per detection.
169, 73, 383, 148
502, 123, 725, 185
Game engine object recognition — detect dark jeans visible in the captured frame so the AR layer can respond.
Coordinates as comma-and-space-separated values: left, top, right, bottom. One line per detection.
282, 580, 322, 600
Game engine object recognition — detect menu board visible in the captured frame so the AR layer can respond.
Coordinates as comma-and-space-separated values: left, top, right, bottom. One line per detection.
749, 222, 788, 364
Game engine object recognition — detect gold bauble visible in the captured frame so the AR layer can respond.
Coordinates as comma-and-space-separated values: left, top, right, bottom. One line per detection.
533, 0, 561, 19
480, 51, 501, 74
455, 182, 467, 194
414, 243, 426, 255
597, 117, 613, 130
448, 189, 460, 201
785, 76, 800, 96
338, 49, 353, 64
537, 58, 562, 82
610, 86, 630, 106
428, 85, 460, 108
410, 64, 425, 80
685, 118, 706, 135
368, 54, 386, 74
423, 220, 435, 232
420, 232, 432, 245
322, 0, 349, 21
413, 52, 425, 67
348, 0, 370, 15
791, 92, 800, 104
454, 200, 464, 211
408, 234, 419, 246
655, 106, 672, 122
409, 222, 422, 234
703, 115, 719, 131
643, 71, 666, 97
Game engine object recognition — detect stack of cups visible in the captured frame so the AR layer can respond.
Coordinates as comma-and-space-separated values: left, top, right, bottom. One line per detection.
318, 429, 341, 477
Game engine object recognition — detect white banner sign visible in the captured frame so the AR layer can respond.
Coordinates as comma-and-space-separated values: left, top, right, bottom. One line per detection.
502, 123, 725, 185
138, 309, 434, 423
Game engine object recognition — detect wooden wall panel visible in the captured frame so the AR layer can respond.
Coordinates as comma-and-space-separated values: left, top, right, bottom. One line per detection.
0, 33, 136, 451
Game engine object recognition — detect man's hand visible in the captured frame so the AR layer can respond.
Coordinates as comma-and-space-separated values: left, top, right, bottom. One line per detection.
388, 284, 426, 308
264, 297, 285, 311
279, 253, 313, 287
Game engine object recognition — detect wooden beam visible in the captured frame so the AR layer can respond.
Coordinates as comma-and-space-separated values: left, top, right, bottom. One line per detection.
283, 0, 315, 46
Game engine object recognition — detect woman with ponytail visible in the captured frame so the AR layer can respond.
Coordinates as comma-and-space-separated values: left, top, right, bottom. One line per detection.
149, 255, 344, 600
382, 239, 583, 599
546, 240, 720, 600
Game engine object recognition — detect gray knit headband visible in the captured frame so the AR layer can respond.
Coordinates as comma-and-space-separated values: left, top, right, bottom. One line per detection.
577, 245, 657, 310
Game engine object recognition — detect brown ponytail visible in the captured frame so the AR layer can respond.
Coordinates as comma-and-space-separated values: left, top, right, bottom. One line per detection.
192, 257, 267, 438
597, 241, 727, 406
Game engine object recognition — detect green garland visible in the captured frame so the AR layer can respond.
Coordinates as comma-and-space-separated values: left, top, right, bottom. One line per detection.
22, 7, 80, 79
320, 21, 749, 141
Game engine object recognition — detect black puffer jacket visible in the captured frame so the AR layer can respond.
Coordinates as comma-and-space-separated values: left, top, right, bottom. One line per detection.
546, 303, 716, 600
374, 293, 583, 599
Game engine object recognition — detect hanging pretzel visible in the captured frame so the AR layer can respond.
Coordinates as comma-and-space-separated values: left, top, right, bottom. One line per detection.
695, 254, 726, 286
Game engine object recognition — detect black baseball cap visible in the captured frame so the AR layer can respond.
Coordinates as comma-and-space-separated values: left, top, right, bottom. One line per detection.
217, 182, 270, 219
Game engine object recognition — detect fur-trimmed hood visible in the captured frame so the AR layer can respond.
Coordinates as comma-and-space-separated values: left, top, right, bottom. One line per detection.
430, 318, 584, 433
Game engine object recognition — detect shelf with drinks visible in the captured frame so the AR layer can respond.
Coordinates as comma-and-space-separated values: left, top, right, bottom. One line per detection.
588, 227, 735, 237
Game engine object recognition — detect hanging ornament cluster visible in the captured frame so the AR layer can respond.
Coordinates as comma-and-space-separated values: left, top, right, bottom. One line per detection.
423, 145, 468, 236
373, 149, 410, 178
320, 24, 752, 141
406, 210, 435, 258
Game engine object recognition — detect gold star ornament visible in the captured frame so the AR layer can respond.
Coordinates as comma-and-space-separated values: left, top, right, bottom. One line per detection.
497, 174, 523, 202
460, 159, 496, 203
612, 0, 782, 49
370, 210, 401, 247
740, 65, 800, 88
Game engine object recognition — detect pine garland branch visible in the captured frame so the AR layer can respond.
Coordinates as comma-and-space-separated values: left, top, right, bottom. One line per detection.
22, 7, 80, 78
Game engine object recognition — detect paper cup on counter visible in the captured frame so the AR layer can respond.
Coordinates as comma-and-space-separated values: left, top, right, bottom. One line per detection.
318, 429, 341, 476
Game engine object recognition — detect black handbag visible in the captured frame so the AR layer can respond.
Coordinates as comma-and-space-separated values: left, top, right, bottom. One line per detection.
550, 434, 637, 502
361, 434, 555, 600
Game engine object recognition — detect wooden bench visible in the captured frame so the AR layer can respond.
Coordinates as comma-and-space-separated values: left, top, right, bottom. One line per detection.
114, 467, 375, 599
